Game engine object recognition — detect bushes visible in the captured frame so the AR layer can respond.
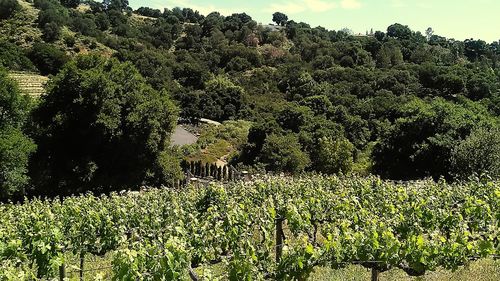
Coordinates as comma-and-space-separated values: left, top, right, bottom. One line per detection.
0, 0, 19, 20
313, 137, 354, 175
451, 127, 500, 180
35, 0, 68, 44
29, 55, 179, 196
41, 22, 61, 42
0, 127, 36, 200
200, 76, 245, 121
70, 13, 99, 36
258, 134, 310, 173
63, 34, 75, 47
0, 70, 36, 200
37, 2, 68, 27
0, 40, 35, 71
60, 0, 79, 8
28, 43, 69, 75
373, 98, 496, 180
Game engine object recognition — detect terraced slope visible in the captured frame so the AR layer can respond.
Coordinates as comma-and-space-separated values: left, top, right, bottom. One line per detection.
8, 72, 49, 97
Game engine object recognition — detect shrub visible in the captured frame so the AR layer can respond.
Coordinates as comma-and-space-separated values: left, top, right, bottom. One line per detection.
313, 137, 354, 174
259, 133, 310, 173
0, 0, 19, 20
42, 22, 61, 42
63, 35, 76, 47
28, 42, 69, 75
0, 70, 36, 200
451, 127, 500, 180
0, 40, 35, 71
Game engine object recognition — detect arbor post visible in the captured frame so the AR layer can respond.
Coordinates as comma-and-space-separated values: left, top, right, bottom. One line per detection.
371, 268, 380, 281
276, 218, 284, 264
80, 252, 84, 281
59, 264, 66, 281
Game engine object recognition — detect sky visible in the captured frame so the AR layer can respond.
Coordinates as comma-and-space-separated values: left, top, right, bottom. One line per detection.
128, 0, 500, 43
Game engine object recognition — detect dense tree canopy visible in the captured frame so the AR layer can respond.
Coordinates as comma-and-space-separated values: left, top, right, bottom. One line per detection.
451, 127, 500, 179
1, 1, 500, 198
0, 70, 35, 200
28, 55, 178, 196
272, 12, 288, 26
0, 0, 19, 20
373, 98, 497, 180
0, 40, 35, 71
258, 133, 310, 173
28, 42, 69, 75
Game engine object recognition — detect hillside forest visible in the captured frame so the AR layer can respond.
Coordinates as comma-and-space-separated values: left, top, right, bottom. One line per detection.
1, 0, 500, 199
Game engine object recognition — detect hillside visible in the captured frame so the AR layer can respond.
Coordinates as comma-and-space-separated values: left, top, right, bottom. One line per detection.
0, 0, 42, 47
0, 0, 499, 200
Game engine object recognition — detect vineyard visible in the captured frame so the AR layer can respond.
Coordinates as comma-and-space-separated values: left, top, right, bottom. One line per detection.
0, 176, 499, 280
7, 72, 48, 97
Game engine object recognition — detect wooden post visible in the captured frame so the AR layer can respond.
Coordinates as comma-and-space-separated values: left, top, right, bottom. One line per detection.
228, 166, 233, 181
276, 218, 283, 264
80, 253, 84, 281
222, 165, 228, 181
211, 164, 217, 177
371, 268, 380, 281
59, 264, 66, 281
197, 161, 202, 176
217, 166, 222, 181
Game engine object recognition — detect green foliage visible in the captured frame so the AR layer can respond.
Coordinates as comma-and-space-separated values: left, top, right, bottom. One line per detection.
277, 103, 313, 133
0, 71, 35, 200
313, 137, 354, 175
451, 127, 500, 180
95, 12, 110, 31
259, 133, 310, 173
112, 238, 189, 280
0, 127, 36, 201
70, 12, 99, 37
0, 41, 34, 71
272, 12, 288, 26
387, 23, 412, 40
41, 22, 60, 42
197, 120, 252, 149
377, 41, 404, 68
29, 55, 179, 196
185, 120, 252, 164
62, 34, 75, 47
153, 147, 185, 185
116, 48, 175, 90
60, 0, 79, 8
135, 7, 162, 18
1, 0, 500, 181
37, 1, 69, 28
27, 43, 68, 75
0, 176, 498, 279
201, 76, 245, 121
0, 0, 19, 20
103, 0, 129, 12
373, 98, 496, 180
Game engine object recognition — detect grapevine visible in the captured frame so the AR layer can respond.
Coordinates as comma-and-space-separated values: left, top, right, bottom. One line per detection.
0, 176, 498, 280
